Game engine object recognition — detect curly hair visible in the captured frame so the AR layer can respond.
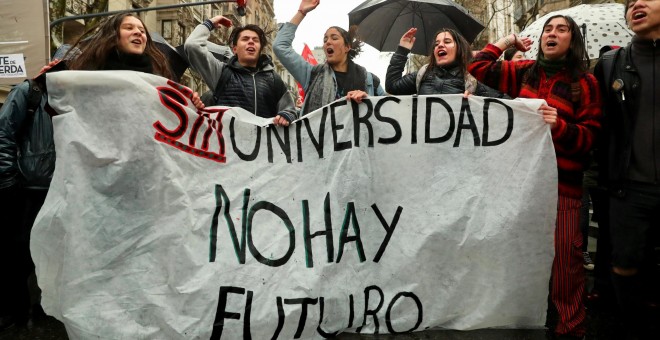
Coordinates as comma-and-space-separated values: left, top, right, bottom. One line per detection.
66, 13, 172, 79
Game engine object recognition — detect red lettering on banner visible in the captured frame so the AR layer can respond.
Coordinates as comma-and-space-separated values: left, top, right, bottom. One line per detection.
153, 80, 227, 163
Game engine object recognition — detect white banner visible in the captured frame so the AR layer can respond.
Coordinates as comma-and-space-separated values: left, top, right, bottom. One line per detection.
33, 71, 557, 339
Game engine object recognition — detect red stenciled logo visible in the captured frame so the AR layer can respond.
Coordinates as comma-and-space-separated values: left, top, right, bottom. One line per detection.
154, 81, 227, 163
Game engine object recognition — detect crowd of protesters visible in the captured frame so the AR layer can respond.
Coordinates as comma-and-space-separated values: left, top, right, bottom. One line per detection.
1, 0, 658, 339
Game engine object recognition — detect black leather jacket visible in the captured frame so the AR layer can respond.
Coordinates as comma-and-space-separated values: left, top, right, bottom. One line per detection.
594, 39, 659, 192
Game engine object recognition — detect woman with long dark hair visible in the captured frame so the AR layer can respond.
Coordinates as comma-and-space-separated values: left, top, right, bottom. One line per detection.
66, 13, 172, 79
274, 0, 385, 116
469, 15, 602, 340
60, 13, 203, 108
385, 27, 507, 98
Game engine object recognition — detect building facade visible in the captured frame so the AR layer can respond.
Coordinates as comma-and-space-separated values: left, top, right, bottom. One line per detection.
45, 0, 297, 97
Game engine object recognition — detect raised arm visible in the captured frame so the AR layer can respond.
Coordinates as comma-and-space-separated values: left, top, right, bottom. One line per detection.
290, 0, 319, 26
273, 1, 320, 90
183, 15, 232, 90
468, 33, 533, 97
385, 28, 419, 95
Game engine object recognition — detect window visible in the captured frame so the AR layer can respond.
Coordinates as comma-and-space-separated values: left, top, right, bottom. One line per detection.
178, 23, 187, 46
162, 20, 173, 40
65, 0, 96, 15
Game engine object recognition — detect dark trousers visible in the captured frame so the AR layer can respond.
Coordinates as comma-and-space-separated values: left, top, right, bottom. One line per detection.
609, 182, 660, 337
591, 186, 614, 297
20, 189, 47, 309
0, 184, 27, 319
579, 188, 592, 252
0, 185, 46, 321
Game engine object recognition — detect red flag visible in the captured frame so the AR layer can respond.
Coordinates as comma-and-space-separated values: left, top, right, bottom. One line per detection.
297, 44, 318, 103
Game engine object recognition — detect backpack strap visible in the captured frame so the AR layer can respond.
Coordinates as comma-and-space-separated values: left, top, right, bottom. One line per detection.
16, 79, 44, 141
600, 47, 624, 95
25, 79, 43, 117
415, 64, 429, 92
212, 66, 232, 104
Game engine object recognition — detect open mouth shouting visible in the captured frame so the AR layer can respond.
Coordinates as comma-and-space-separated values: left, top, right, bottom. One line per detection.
437, 50, 448, 57
631, 10, 647, 24
325, 47, 335, 58
546, 41, 558, 48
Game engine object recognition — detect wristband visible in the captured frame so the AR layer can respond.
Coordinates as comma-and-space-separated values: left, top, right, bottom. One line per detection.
203, 19, 214, 31
298, 9, 306, 16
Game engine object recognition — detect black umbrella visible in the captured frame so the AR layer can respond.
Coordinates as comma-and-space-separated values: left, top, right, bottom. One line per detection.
348, 0, 485, 55
150, 31, 189, 82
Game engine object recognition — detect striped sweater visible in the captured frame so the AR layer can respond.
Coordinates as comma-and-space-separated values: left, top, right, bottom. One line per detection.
469, 44, 602, 198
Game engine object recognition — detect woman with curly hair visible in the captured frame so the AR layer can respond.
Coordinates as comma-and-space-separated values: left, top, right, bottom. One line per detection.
274, 0, 385, 116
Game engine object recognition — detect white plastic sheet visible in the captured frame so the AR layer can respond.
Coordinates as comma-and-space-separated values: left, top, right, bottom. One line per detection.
32, 71, 557, 339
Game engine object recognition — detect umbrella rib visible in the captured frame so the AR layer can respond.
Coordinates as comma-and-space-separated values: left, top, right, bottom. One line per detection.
377, 2, 409, 53
353, 0, 483, 53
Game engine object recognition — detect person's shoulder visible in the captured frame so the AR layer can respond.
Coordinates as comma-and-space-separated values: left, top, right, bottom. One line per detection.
15, 79, 32, 91
6, 80, 33, 101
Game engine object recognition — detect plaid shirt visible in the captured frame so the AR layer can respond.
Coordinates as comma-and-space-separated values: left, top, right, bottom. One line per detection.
469, 44, 602, 198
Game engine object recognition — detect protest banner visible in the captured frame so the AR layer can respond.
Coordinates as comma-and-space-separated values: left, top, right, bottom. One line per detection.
32, 71, 557, 339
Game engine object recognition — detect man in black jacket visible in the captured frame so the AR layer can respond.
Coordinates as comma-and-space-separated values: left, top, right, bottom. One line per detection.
594, 0, 659, 338
0, 76, 52, 330
184, 16, 297, 126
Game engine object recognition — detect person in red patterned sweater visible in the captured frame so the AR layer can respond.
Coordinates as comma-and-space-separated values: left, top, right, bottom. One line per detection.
469, 15, 602, 340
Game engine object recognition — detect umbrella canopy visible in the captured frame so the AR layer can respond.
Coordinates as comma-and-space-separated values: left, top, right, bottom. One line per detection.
519, 3, 633, 60
151, 31, 188, 82
348, 0, 485, 55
